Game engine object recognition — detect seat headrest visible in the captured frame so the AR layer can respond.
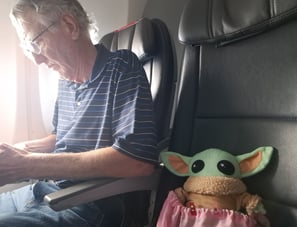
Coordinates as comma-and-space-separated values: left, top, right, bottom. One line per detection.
179, 0, 297, 46
109, 18, 156, 61
132, 18, 156, 60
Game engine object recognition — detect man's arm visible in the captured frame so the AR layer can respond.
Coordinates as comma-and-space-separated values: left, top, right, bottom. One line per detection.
0, 144, 154, 186
13, 134, 56, 153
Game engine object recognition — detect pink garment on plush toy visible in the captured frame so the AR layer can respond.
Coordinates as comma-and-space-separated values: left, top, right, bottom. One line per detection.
157, 191, 270, 227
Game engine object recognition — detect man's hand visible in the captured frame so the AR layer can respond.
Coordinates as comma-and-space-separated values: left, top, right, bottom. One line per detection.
0, 143, 29, 186
13, 134, 56, 153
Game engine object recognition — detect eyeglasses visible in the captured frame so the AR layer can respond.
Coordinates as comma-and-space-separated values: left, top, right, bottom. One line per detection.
21, 22, 56, 55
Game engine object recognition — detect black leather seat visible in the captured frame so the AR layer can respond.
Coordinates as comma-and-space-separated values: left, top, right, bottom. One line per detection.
154, 0, 297, 226
44, 17, 176, 227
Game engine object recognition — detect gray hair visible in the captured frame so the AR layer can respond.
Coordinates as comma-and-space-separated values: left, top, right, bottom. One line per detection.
10, 0, 98, 39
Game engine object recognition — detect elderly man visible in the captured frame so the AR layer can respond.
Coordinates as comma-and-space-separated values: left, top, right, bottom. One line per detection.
0, 0, 158, 226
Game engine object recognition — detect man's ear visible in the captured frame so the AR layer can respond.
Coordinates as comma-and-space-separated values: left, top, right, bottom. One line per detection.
60, 13, 80, 40
236, 146, 274, 178
160, 151, 191, 176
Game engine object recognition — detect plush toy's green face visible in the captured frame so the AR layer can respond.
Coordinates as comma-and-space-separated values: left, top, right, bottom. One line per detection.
181, 149, 242, 178
160, 147, 274, 179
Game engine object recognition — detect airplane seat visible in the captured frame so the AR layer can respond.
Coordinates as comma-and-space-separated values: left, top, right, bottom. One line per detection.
153, 0, 297, 226
98, 17, 176, 226
44, 17, 176, 227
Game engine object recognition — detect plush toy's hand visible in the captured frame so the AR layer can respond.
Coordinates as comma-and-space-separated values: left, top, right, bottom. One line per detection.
253, 202, 266, 214
174, 187, 188, 204
241, 192, 265, 215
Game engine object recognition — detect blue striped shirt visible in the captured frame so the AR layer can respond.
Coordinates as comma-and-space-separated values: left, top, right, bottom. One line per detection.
52, 44, 158, 163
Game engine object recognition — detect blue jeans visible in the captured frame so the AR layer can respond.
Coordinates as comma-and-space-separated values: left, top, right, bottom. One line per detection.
0, 181, 103, 227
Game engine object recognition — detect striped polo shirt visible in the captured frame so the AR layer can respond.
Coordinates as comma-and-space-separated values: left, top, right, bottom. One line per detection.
52, 44, 158, 163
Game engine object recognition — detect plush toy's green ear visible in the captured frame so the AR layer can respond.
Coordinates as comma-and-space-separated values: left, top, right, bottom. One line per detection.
236, 146, 274, 178
160, 151, 192, 176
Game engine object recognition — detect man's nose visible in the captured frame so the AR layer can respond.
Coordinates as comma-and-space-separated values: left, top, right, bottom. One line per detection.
30, 53, 46, 65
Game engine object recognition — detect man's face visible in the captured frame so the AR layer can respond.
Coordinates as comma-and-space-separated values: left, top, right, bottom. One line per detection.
15, 17, 78, 81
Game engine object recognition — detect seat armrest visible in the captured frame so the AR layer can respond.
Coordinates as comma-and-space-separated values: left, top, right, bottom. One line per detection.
44, 169, 161, 211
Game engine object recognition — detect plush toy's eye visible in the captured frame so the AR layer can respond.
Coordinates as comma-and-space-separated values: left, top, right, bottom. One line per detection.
217, 160, 235, 175
192, 160, 205, 173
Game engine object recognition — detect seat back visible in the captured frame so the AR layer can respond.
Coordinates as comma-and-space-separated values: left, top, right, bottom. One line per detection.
100, 18, 176, 146
155, 0, 297, 226
99, 17, 176, 226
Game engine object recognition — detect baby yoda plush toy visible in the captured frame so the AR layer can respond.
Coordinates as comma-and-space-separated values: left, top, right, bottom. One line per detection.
157, 147, 273, 227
